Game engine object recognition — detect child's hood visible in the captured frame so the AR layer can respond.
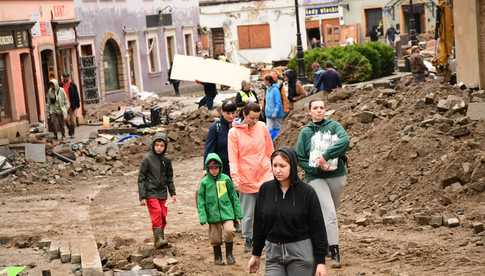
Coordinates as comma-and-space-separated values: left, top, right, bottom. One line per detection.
204, 153, 223, 173
151, 132, 168, 155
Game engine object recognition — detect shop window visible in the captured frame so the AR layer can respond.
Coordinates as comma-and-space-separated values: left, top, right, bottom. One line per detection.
184, 33, 193, 55
147, 36, 160, 73
237, 24, 271, 49
0, 55, 12, 122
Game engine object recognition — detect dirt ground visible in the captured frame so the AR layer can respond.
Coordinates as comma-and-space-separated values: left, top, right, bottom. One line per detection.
1, 79, 485, 275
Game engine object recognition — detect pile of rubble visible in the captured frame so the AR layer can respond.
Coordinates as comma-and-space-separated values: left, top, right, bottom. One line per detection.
277, 76, 485, 231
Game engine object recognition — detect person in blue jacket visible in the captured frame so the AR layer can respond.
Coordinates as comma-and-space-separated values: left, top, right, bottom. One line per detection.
203, 100, 237, 176
264, 75, 285, 140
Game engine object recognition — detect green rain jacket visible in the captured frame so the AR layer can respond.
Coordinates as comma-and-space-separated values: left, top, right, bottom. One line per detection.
47, 79, 69, 116
197, 153, 242, 225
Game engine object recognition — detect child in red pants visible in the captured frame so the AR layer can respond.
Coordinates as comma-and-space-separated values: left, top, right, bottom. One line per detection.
138, 133, 176, 248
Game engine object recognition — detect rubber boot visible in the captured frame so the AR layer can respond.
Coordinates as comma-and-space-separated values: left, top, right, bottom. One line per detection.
225, 242, 236, 265
213, 245, 224, 265
153, 228, 162, 249
159, 229, 168, 248
329, 245, 342, 268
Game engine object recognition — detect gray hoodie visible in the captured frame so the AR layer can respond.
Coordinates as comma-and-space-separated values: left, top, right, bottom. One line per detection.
137, 133, 176, 201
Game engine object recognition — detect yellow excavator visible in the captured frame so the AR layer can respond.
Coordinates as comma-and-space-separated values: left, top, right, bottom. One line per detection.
433, 0, 454, 82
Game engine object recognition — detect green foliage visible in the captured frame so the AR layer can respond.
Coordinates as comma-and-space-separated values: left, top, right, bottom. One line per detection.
367, 42, 395, 76
288, 42, 395, 83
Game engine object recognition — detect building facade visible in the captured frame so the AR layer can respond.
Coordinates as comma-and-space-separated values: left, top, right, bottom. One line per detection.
199, 0, 343, 65
74, 0, 199, 102
0, 0, 82, 139
453, 0, 485, 89
341, 0, 438, 43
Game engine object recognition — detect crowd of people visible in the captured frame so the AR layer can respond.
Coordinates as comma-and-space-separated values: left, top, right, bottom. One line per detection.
137, 62, 351, 276
46, 73, 81, 140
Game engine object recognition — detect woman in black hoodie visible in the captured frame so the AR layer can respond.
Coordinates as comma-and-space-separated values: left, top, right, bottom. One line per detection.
248, 148, 328, 276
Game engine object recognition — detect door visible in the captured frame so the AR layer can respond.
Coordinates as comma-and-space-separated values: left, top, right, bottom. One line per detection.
40, 49, 55, 95
322, 18, 340, 47
103, 40, 121, 91
166, 36, 175, 65
20, 53, 38, 122
211, 28, 225, 57
127, 40, 136, 86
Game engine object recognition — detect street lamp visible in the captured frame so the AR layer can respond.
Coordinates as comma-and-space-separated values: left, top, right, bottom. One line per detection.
408, 0, 418, 45
294, 0, 307, 82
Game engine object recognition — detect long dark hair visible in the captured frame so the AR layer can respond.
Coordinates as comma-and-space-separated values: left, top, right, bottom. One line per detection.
285, 69, 297, 102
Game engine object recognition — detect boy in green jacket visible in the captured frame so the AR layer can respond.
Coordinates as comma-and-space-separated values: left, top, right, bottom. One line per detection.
197, 153, 242, 265
295, 99, 349, 269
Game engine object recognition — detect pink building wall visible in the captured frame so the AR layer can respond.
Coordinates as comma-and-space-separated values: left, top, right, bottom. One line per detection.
0, 0, 78, 123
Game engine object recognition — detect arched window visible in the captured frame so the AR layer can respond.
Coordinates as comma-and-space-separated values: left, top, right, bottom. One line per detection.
103, 39, 121, 91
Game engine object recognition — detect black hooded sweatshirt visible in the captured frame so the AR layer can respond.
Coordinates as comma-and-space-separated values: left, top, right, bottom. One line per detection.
138, 133, 176, 201
252, 148, 328, 264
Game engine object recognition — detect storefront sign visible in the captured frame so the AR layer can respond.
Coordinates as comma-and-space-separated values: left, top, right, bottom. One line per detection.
0, 33, 14, 49
305, 6, 339, 17
0, 30, 30, 50
15, 31, 29, 48
56, 27, 76, 45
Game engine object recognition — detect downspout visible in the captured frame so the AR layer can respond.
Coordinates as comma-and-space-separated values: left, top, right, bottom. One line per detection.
28, 28, 41, 122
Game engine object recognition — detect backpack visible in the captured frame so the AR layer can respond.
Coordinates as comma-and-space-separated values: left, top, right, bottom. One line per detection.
279, 84, 290, 113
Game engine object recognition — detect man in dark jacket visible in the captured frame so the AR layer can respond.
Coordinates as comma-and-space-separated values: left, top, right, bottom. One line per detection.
317, 62, 342, 93
204, 100, 237, 176
197, 81, 218, 110
62, 73, 80, 137
138, 133, 176, 248
168, 64, 181, 96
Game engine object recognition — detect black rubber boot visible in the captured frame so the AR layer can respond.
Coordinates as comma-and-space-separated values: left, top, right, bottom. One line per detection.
329, 245, 342, 268
213, 245, 224, 265
159, 229, 168, 248
225, 242, 236, 265
153, 228, 162, 249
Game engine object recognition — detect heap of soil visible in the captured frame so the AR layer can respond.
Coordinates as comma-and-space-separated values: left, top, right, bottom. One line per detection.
276, 77, 485, 223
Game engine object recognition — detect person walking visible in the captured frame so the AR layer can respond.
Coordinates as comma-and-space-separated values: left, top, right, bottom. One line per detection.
295, 99, 349, 269
46, 79, 69, 140
197, 81, 218, 110
312, 63, 325, 93
62, 73, 80, 138
248, 148, 328, 276
228, 103, 274, 253
385, 25, 399, 46
168, 64, 181, 96
264, 75, 285, 140
197, 153, 242, 265
138, 133, 177, 249
204, 100, 237, 176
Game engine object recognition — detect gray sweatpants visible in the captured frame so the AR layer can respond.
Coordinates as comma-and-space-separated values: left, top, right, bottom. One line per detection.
308, 176, 346, 246
240, 192, 258, 240
265, 239, 314, 276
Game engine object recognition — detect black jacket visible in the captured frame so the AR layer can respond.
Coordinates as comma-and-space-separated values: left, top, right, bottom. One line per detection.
66, 82, 80, 110
138, 133, 176, 201
252, 148, 328, 264
203, 117, 230, 176
318, 68, 342, 92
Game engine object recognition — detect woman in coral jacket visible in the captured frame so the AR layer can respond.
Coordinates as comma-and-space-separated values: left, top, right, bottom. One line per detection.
228, 102, 274, 253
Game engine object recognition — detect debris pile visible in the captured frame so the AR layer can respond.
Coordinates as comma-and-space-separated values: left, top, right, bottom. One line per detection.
277, 77, 485, 229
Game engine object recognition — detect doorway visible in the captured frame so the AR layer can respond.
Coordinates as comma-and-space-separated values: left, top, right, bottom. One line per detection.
306, 20, 321, 48
166, 35, 176, 65
20, 53, 38, 122
40, 49, 55, 95
103, 39, 122, 92
127, 40, 140, 88
211, 28, 225, 58
402, 4, 425, 34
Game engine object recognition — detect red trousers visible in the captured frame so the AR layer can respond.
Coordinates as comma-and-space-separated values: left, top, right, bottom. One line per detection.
146, 198, 168, 229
